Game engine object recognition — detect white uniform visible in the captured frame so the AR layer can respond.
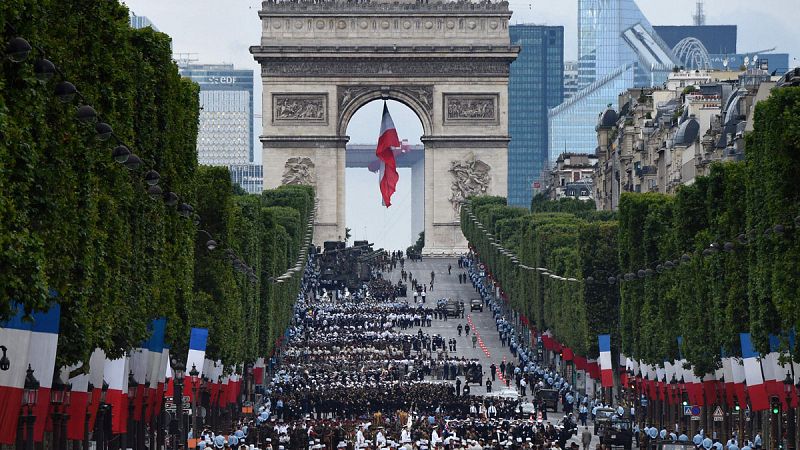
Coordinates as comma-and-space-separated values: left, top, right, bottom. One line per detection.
431, 430, 441, 446
376, 432, 387, 448
356, 430, 365, 448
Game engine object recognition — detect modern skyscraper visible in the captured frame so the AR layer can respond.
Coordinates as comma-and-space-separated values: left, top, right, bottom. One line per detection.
228, 164, 264, 194
507, 25, 564, 208
563, 61, 579, 100
129, 13, 159, 31
548, 0, 678, 161
178, 62, 255, 166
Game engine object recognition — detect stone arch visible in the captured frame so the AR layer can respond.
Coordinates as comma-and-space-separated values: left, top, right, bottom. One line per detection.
251, 0, 517, 254
336, 85, 434, 138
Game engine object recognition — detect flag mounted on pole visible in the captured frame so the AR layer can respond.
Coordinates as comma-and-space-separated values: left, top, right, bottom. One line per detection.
598, 334, 614, 387
0, 303, 33, 445
375, 102, 400, 207
185, 327, 208, 401
740, 332, 770, 411
27, 301, 61, 442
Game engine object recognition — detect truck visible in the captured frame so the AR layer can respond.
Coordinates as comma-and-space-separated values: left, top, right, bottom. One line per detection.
595, 416, 633, 450
535, 388, 559, 412
444, 298, 463, 318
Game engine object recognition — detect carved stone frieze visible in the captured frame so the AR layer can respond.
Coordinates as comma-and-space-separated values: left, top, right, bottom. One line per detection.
273, 94, 328, 123
443, 94, 498, 123
282, 157, 316, 186
261, 0, 512, 14
262, 58, 510, 78
449, 152, 491, 213
338, 84, 433, 122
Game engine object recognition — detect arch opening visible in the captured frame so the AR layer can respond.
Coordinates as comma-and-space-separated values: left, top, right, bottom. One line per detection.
344, 99, 425, 252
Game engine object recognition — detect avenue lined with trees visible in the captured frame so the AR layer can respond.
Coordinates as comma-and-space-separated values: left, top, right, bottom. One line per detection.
1, 0, 310, 376
461, 83, 800, 440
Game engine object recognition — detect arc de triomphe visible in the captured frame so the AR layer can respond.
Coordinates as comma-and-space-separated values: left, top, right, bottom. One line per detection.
251, 0, 518, 254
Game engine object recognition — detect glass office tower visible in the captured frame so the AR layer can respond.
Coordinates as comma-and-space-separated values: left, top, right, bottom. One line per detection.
549, 0, 678, 160
178, 63, 255, 166
508, 25, 564, 208
229, 164, 264, 194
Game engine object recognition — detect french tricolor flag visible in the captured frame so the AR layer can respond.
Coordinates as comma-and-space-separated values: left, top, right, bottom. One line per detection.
228, 372, 240, 405
598, 334, 614, 387
87, 349, 106, 432
703, 371, 720, 407
0, 303, 33, 445
655, 365, 666, 401
210, 361, 223, 407
151, 345, 169, 419
145, 319, 167, 421
721, 356, 735, 407
740, 333, 770, 411
63, 365, 89, 441
681, 361, 704, 406
375, 102, 400, 207
664, 361, 676, 404
253, 357, 266, 386
645, 363, 658, 399
185, 328, 208, 401
103, 354, 130, 433
129, 346, 149, 426
764, 335, 787, 408
26, 302, 61, 442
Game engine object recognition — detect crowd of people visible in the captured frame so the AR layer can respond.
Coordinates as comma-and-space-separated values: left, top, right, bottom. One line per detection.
193, 250, 750, 450
242, 249, 606, 450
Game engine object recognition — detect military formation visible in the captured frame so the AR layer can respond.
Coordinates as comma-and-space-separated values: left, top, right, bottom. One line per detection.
231, 248, 611, 450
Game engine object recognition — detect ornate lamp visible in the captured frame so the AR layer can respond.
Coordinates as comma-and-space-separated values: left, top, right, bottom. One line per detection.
22, 365, 39, 407
189, 363, 199, 386
51, 374, 67, 406
128, 371, 138, 399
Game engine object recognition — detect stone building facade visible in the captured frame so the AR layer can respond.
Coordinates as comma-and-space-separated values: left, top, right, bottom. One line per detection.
593, 69, 776, 211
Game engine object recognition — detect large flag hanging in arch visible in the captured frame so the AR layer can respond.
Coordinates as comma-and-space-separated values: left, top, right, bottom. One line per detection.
375, 102, 400, 207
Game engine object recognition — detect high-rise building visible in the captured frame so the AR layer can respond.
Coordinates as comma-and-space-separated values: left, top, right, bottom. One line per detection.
548, 0, 678, 161
653, 25, 737, 55
650, 25, 789, 74
229, 164, 264, 194
129, 13, 159, 31
563, 61, 579, 100
178, 62, 255, 166
507, 25, 564, 208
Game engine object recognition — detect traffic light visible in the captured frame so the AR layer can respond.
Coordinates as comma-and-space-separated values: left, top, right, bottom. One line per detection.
734, 401, 740, 411
771, 397, 780, 414
682, 400, 688, 406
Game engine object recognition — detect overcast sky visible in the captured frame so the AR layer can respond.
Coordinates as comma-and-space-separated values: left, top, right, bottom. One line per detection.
124, 0, 799, 249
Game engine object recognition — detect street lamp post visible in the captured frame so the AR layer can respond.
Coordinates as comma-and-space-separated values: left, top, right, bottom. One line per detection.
18, 365, 39, 450
189, 364, 199, 444
127, 371, 137, 450
200, 377, 210, 430
97, 381, 110, 450
172, 359, 186, 450
141, 381, 149, 450
669, 375, 678, 430
85, 382, 93, 450
51, 374, 66, 450
795, 379, 800, 450
784, 373, 794, 450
